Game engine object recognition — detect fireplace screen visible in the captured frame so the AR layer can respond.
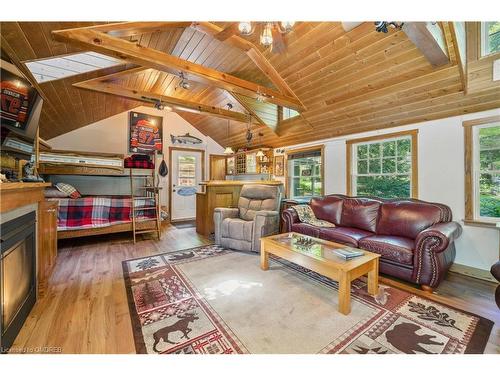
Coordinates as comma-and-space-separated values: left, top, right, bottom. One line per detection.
0, 211, 36, 352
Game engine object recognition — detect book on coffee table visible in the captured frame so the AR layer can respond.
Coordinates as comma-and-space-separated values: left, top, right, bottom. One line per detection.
333, 247, 364, 260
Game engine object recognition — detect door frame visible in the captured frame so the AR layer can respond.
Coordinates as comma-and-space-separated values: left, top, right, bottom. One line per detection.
209, 154, 227, 180
168, 146, 205, 222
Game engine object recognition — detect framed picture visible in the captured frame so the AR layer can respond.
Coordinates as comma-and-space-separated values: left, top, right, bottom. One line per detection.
129, 111, 163, 154
274, 155, 284, 176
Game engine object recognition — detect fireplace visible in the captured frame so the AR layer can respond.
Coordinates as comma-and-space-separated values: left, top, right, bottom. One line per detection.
0, 211, 37, 353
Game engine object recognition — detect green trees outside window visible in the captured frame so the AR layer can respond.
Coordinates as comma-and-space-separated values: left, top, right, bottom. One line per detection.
478, 125, 500, 218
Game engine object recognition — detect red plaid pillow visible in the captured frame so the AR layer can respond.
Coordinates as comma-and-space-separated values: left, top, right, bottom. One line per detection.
55, 182, 82, 199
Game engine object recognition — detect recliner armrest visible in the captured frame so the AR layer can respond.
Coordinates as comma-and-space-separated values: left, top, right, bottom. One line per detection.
214, 207, 239, 220
255, 210, 279, 218
415, 221, 463, 253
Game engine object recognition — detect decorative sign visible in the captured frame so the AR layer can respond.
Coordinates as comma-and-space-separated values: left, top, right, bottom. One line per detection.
177, 186, 197, 196
129, 111, 163, 154
274, 155, 284, 176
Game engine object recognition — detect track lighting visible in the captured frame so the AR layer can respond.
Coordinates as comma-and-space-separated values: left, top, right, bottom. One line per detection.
178, 72, 190, 90
374, 21, 404, 33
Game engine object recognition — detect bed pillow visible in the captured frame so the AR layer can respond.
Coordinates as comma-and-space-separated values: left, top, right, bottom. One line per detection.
44, 187, 68, 198
55, 182, 82, 199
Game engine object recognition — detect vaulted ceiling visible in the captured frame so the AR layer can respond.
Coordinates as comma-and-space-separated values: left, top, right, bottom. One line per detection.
1, 22, 499, 149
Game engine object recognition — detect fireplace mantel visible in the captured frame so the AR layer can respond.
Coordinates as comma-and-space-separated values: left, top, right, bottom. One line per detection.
0, 182, 51, 213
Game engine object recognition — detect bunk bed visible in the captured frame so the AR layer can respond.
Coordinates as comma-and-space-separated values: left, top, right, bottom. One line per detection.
39, 149, 161, 240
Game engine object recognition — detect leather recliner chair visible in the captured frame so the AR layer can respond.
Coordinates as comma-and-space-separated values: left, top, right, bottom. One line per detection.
214, 184, 281, 252
282, 194, 462, 291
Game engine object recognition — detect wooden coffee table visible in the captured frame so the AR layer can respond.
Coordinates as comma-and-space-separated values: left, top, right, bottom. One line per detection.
260, 232, 380, 315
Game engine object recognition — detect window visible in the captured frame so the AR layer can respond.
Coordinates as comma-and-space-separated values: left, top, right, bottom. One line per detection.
347, 130, 418, 198
177, 155, 196, 186
464, 116, 500, 223
282, 107, 300, 120
481, 21, 500, 56
286, 147, 323, 199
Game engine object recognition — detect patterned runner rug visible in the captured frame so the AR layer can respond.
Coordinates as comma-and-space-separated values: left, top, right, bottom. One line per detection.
122, 245, 493, 354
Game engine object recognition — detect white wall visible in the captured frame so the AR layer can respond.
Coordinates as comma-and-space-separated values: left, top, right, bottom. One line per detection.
47, 106, 224, 206
274, 108, 500, 271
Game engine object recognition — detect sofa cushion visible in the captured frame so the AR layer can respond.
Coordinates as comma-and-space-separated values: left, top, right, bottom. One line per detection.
221, 218, 254, 242
319, 227, 374, 247
291, 222, 321, 238
358, 235, 414, 265
340, 198, 381, 232
377, 201, 444, 239
310, 195, 343, 225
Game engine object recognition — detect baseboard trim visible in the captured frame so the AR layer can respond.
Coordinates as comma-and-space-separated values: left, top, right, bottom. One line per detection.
449, 263, 496, 283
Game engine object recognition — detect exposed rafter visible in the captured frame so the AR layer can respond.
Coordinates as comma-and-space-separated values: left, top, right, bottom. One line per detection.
74, 22, 192, 37
73, 70, 263, 126
52, 26, 304, 112
402, 22, 450, 67
192, 22, 303, 103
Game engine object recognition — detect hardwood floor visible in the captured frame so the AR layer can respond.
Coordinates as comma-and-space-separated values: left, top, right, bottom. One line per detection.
11, 224, 500, 354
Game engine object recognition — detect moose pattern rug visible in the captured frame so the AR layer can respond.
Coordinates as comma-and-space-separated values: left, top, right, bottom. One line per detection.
122, 245, 493, 354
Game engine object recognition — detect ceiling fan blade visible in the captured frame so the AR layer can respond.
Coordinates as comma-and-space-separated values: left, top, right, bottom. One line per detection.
214, 23, 239, 41
271, 26, 287, 54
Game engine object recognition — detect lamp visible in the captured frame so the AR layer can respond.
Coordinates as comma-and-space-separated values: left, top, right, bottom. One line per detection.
238, 22, 252, 35
260, 23, 273, 47
280, 21, 295, 32
224, 146, 234, 155
256, 149, 265, 158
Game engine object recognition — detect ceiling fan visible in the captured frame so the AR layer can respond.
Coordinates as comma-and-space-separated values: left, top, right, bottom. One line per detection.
216, 22, 295, 53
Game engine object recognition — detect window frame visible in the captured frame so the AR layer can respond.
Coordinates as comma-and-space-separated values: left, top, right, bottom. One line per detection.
346, 130, 419, 198
285, 145, 324, 199
480, 21, 500, 57
463, 115, 500, 226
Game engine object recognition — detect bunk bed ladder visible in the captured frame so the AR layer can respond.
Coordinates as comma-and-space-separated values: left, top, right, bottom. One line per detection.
129, 153, 161, 243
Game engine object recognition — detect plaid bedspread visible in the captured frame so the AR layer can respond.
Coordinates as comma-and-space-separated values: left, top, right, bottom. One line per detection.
51, 196, 157, 231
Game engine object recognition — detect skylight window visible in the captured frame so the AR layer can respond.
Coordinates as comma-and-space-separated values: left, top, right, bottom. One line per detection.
25, 52, 122, 83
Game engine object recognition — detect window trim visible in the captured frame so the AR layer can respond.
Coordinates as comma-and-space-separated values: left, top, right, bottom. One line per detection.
285, 145, 324, 199
346, 130, 419, 198
480, 22, 500, 57
463, 115, 500, 224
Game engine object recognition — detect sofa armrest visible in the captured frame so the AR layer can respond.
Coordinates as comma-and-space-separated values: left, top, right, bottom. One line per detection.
214, 208, 239, 245
413, 221, 462, 288
415, 222, 463, 254
282, 207, 299, 232
253, 210, 280, 253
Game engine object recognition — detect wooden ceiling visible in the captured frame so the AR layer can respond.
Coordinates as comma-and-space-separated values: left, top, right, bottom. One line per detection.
1, 22, 499, 148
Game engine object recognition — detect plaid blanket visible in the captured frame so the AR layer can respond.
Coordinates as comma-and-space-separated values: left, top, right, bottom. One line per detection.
124, 157, 154, 169
51, 196, 157, 231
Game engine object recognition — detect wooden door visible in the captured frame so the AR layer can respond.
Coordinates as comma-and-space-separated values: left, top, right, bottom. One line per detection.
209, 155, 226, 180
169, 148, 204, 222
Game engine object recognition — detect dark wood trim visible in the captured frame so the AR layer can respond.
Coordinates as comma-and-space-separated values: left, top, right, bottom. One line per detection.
346, 129, 419, 198
168, 146, 205, 222
463, 115, 500, 222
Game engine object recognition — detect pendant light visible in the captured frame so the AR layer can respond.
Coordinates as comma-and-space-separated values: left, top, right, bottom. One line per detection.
223, 103, 234, 155
260, 23, 274, 47
256, 132, 265, 158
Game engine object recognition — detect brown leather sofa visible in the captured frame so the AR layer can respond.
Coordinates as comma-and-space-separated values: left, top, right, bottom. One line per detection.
282, 195, 462, 291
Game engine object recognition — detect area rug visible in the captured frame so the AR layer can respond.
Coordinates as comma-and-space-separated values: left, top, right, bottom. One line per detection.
122, 245, 493, 354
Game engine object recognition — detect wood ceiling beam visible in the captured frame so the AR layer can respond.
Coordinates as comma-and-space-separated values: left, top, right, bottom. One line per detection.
52, 26, 304, 111
73, 78, 261, 125
71, 22, 192, 37
192, 22, 303, 104
448, 22, 467, 93
402, 22, 450, 67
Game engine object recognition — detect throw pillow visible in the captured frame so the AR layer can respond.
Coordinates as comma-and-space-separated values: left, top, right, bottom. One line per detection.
292, 204, 335, 228
44, 187, 68, 198
55, 182, 82, 199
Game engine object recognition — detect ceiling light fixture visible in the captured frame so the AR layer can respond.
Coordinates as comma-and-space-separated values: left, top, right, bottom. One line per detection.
238, 22, 253, 35
280, 21, 295, 33
154, 100, 165, 110
260, 23, 274, 47
178, 71, 191, 90
374, 21, 404, 33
